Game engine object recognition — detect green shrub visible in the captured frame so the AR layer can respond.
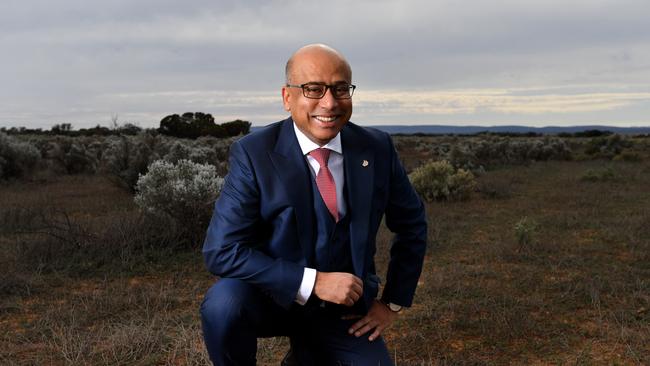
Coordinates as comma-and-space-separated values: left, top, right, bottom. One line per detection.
514, 216, 538, 250
409, 160, 477, 202
134, 159, 223, 246
448, 168, 477, 201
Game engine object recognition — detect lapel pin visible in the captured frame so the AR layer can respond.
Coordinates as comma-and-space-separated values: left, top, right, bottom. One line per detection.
362, 160, 369, 167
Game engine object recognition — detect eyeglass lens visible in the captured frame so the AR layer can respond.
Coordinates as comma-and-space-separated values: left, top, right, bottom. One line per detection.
303, 84, 353, 99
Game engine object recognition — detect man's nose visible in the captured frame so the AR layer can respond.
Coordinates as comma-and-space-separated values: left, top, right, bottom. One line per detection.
318, 87, 338, 109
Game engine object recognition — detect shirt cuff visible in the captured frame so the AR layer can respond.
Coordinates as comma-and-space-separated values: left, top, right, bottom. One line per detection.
295, 267, 317, 305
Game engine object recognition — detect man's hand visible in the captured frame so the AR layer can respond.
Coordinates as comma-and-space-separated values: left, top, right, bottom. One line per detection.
347, 299, 397, 341
313, 272, 363, 306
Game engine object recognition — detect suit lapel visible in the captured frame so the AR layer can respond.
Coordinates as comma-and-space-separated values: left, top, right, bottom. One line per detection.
269, 118, 315, 264
342, 124, 374, 277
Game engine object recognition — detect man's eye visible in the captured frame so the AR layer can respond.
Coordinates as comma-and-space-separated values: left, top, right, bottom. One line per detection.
305, 85, 324, 93
334, 86, 349, 93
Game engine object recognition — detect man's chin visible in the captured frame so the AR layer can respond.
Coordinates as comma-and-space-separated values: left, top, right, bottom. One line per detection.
308, 129, 340, 145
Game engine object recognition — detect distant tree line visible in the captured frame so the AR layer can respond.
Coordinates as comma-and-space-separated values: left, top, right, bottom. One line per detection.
158, 113, 250, 139
557, 129, 613, 138
0, 123, 143, 137
0, 112, 251, 139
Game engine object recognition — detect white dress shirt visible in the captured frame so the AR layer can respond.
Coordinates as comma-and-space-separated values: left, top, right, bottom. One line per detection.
292, 123, 346, 305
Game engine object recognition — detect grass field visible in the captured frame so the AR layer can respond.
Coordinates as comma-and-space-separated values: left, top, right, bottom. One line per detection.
1, 144, 649, 364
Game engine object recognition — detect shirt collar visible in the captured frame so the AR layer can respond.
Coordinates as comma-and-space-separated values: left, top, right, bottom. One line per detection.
293, 122, 343, 156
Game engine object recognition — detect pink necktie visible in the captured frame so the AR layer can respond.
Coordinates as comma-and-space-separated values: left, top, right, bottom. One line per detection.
309, 148, 339, 222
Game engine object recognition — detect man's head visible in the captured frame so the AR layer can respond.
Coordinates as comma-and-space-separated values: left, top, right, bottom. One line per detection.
282, 44, 353, 146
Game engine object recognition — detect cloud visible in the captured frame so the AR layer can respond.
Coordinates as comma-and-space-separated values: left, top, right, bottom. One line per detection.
104, 85, 650, 119
356, 87, 650, 116
1, 0, 649, 128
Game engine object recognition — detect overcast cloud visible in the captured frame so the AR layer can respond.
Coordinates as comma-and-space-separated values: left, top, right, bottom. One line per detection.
1, 0, 649, 128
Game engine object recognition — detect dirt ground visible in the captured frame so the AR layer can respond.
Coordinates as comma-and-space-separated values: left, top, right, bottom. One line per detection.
1, 158, 649, 365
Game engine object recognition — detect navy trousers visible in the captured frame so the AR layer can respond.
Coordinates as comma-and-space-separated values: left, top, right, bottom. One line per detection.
200, 278, 394, 365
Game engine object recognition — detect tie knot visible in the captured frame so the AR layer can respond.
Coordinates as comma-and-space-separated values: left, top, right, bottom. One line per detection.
309, 148, 331, 167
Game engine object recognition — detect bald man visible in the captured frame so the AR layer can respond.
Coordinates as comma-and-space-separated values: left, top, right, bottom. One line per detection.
201, 44, 427, 365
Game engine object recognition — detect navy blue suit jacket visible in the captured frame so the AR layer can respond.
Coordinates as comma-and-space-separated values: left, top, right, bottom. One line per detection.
203, 118, 427, 311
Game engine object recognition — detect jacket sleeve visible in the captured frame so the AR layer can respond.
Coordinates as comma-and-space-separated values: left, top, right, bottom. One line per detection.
202, 140, 304, 309
380, 134, 428, 307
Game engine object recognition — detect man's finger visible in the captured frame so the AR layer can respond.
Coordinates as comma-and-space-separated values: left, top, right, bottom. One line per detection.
349, 289, 361, 302
348, 316, 369, 334
347, 278, 363, 300
353, 322, 376, 337
368, 327, 383, 342
353, 275, 363, 287
351, 281, 363, 295
349, 317, 378, 337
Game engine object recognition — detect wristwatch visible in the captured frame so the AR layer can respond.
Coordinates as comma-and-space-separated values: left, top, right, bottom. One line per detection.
381, 300, 403, 313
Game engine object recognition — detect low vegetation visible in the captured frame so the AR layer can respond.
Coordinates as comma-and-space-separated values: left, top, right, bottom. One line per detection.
135, 159, 224, 247
409, 160, 476, 202
1, 132, 649, 364
0, 132, 41, 179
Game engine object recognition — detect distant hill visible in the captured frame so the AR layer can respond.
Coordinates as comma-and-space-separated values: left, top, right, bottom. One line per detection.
251, 124, 650, 135
365, 125, 650, 135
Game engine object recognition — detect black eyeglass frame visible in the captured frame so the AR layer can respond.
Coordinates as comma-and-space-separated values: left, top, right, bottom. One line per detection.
285, 83, 356, 99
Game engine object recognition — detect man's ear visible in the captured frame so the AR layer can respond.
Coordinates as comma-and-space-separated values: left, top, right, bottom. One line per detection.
281, 87, 291, 112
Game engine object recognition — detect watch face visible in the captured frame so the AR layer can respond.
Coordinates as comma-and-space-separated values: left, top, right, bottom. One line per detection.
388, 303, 402, 312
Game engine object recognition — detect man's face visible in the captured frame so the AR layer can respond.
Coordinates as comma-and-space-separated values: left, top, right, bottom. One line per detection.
282, 50, 353, 146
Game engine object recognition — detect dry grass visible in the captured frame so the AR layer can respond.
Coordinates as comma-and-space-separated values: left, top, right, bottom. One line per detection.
374, 160, 650, 364
1, 157, 649, 364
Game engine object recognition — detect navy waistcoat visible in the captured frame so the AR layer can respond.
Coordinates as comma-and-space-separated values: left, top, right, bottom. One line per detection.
310, 177, 353, 273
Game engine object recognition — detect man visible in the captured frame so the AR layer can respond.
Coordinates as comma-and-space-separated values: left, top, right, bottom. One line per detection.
201, 44, 427, 365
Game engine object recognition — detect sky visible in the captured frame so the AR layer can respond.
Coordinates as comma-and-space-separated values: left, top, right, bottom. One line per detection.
1, 0, 649, 129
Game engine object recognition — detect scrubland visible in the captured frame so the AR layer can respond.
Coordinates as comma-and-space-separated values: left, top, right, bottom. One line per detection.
1, 131, 648, 365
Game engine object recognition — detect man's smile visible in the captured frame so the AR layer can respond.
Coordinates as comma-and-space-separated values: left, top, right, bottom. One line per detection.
312, 115, 340, 124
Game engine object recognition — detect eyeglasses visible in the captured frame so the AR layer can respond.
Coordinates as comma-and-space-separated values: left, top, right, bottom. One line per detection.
285, 83, 356, 99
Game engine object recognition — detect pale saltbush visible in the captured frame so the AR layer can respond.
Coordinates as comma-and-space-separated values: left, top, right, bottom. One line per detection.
159, 136, 233, 176
34, 135, 102, 174
162, 140, 193, 163
101, 135, 157, 191
409, 160, 477, 202
63, 141, 97, 174
0, 132, 41, 179
134, 159, 224, 246
448, 137, 571, 170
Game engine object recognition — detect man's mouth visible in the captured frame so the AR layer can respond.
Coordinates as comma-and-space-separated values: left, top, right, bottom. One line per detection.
313, 115, 338, 123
